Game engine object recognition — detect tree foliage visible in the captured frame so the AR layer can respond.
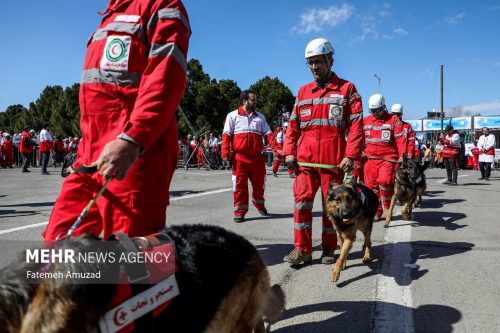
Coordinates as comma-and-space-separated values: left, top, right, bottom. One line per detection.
1, 59, 295, 138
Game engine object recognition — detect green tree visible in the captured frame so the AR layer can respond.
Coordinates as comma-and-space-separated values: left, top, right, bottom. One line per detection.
50, 84, 81, 137
17, 86, 64, 132
249, 76, 295, 127
0, 104, 27, 133
179, 59, 240, 136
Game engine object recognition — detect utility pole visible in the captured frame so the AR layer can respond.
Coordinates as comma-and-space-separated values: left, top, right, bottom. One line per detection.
373, 73, 381, 92
440, 65, 444, 135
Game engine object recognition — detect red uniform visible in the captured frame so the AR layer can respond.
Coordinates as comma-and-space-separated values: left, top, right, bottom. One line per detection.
402, 121, 416, 158
440, 133, 461, 158
44, 0, 190, 240
19, 131, 33, 154
471, 147, 480, 170
222, 107, 280, 218
271, 128, 292, 174
363, 112, 406, 217
2, 140, 13, 167
282, 73, 364, 254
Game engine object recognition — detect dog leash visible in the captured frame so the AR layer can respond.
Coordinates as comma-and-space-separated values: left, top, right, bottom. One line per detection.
296, 162, 351, 183
66, 165, 112, 238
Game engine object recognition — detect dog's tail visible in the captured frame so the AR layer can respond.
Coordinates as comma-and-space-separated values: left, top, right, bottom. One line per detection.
263, 284, 286, 322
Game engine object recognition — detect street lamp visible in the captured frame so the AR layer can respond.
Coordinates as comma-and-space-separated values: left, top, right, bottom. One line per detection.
372, 73, 381, 92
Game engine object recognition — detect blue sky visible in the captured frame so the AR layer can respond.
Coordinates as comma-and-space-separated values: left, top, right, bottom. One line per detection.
1, 0, 499, 121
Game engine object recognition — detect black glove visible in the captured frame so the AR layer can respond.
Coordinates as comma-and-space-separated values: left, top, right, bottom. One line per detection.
285, 160, 299, 172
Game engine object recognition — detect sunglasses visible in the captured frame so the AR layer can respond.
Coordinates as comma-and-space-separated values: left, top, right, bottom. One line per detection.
370, 107, 385, 113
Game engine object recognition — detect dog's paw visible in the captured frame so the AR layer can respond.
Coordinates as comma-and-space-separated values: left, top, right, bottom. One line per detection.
383, 219, 391, 228
362, 256, 372, 263
402, 211, 411, 220
331, 268, 341, 282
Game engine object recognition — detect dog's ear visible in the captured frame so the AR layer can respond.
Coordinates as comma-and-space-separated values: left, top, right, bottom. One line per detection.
328, 179, 337, 192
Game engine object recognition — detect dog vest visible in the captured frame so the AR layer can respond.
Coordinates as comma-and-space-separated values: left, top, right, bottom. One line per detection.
97, 232, 179, 333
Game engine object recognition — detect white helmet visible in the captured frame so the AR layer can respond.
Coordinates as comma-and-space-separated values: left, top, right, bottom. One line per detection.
3, 132, 10, 137
305, 38, 335, 59
391, 103, 403, 114
368, 94, 386, 110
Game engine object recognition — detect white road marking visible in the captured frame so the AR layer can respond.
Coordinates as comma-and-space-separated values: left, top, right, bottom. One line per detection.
177, 171, 230, 176
0, 221, 49, 235
0, 188, 233, 235
373, 223, 414, 333
170, 188, 232, 202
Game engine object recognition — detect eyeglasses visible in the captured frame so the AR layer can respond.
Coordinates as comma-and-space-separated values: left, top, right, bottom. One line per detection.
370, 107, 385, 113
306, 58, 326, 67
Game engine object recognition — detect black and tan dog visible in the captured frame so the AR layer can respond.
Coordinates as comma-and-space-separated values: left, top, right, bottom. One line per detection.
384, 155, 429, 228
0, 224, 285, 333
325, 179, 378, 282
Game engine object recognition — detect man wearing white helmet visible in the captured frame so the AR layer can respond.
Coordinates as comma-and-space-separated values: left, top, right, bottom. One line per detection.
282, 38, 364, 265
363, 94, 406, 221
391, 104, 415, 158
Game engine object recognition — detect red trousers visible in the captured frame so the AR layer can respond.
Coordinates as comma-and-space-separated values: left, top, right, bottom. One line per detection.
271, 149, 292, 174
232, 154, 266, 217
293, 167, 340, 253
363, 159, 397, 216
43, 137, 177, 240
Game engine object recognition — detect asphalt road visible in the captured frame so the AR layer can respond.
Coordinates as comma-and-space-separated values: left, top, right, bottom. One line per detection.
1, 165, 499, 332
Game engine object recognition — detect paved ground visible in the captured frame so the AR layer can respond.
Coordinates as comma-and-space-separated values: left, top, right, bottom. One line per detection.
1, 165, 499, 332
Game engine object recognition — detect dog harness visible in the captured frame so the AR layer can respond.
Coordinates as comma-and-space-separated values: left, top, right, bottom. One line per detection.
97, 232, 179, 333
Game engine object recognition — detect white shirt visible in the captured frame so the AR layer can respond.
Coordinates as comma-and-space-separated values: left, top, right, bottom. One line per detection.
276, 131, 285, 144
39, 128, 53, 143
478, 134, 496, 163
209, 137, 218, 147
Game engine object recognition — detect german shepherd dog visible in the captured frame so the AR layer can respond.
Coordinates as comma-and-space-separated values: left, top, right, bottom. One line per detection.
0, 224, 285, 333
384, 155, 429, 228
325, 179, 378, 282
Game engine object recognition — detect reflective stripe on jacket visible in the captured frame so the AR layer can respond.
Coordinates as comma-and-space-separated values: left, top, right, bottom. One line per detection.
282, 73, 364, 166
440, 133, 461, 158
78, 0, 190, 166
363, 113, 406, 161
221, 107, 279, 161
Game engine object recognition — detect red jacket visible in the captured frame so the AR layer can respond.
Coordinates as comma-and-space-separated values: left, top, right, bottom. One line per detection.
222, 107, 279, 162
363, 112, 406, 161
282, 73, 364, 166
402, 121, 416, 158
19, 131, 33, 153
440, 133, 461, 158
77, 0, 190, 167
2, 140, 13, 162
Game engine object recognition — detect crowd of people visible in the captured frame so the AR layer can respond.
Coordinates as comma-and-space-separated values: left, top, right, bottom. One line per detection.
0, 127, 79, 173
2, 0, 496, 272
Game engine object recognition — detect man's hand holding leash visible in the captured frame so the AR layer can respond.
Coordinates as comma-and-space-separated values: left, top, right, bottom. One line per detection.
339, 157, 354, 173
94, 139, 141, 180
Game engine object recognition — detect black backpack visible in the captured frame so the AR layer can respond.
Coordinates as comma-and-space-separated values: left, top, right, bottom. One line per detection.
23, 135, 31, 148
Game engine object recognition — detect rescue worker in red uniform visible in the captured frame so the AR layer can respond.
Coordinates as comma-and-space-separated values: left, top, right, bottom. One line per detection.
391, 104, 415, 158
272, 123, 294, 178
440, 124, 461, 185
43, 0, 190, 240
222, 90, 281, 223
20, 127, 33, 173
1, 133, 14, 168
363, 94, 406, 221
282, 38, 364, 266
